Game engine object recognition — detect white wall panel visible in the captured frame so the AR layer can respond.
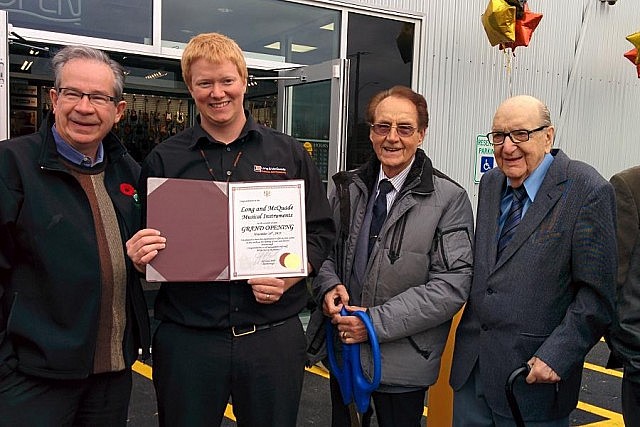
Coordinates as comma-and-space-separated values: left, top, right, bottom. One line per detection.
556, 1, 640, 179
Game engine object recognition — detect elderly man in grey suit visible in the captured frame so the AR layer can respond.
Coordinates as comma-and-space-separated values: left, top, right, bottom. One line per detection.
450, 95, 617, 426
607, 165, 640, 427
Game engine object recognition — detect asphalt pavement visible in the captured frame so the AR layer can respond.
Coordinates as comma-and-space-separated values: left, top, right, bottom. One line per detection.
127, 287, 625, 426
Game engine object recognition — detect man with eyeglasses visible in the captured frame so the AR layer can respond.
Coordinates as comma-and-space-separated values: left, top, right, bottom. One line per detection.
0, 45, 150, 426
307, 85, 474, 426
450, 95, 616, 426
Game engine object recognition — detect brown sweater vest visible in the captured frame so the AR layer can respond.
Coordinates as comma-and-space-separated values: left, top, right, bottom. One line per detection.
66, 161, 127, 373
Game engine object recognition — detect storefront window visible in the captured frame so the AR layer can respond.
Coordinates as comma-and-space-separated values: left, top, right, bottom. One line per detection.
0, 0, 152, 44
161, 0, 340, 65
346, 13, 414, 169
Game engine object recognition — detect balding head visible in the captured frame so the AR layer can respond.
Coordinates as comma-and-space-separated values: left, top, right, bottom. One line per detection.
494, 95, 551, 128
491, 95, 555, 188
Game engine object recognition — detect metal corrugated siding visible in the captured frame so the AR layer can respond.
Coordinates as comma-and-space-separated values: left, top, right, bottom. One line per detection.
331, 0, 640, 205
556, 1, 640, 179
336, 0, 427, 14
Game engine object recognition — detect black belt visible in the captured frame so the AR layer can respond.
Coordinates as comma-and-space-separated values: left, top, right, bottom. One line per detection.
231, 320, 287, 337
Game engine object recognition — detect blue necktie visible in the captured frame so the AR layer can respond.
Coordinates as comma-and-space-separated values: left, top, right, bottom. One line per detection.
368, 179, 394, 257
497, 186, 527, 260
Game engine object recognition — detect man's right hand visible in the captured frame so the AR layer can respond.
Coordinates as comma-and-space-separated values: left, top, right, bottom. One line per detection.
322, 284, 350, 317
126, 228, 166, 273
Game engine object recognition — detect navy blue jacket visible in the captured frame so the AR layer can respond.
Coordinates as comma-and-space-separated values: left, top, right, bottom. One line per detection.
451, 149, 616, 420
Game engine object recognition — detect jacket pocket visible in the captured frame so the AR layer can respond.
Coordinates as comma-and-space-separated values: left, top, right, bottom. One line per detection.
515, 332, 551, 359
434, 227, 472, 271
407, 336, 431, 360
533, 229, 565, 244
406, 327, 448, 362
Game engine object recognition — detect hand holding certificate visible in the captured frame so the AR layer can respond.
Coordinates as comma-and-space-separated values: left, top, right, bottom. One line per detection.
146, 177, 307, 282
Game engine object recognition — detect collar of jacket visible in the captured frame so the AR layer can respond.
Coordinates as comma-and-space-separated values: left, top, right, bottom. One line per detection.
334, 148, 435, 196
37, 111, 128, 170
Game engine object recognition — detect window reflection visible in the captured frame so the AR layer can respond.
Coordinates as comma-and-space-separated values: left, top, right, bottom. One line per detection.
1, 0, 152, 44
162, 0, 340, 65
346, 14, 414, 169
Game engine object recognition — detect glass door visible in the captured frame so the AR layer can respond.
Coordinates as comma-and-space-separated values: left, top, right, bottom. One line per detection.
0, 11, 9, 140
278, 58, 349, 191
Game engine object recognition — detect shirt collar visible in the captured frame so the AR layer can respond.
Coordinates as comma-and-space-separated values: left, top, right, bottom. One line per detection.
52, 125, 104, 167
506, 152, 554, 202
191, 110, 261, 149
377, 156, 415, 192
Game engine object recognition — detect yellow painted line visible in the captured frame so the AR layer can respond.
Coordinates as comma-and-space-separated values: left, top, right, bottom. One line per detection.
306, 364, 329, 378
134, 361, 621, 425
584, 362, 623, 378
132, 360, 152, 379
224, 404, 236, 422
576, 401, 624, 426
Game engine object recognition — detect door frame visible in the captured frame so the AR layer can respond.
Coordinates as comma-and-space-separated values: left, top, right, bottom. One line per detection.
0, 11, 9, 140
277, 58, 350, 192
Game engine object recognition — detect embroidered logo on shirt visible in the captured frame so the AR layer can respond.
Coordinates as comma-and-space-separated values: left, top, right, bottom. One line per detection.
253, 165, 287, 175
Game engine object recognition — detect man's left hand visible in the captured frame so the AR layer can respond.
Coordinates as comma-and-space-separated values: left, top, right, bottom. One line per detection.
248, 276, 303, 304
526, 356, 561, 383
334, 305, 369, 344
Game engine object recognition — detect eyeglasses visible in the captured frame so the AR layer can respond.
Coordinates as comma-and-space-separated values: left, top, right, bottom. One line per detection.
486, 125, 549, 145
370, 123, 418, 138
56, 87, 119, 107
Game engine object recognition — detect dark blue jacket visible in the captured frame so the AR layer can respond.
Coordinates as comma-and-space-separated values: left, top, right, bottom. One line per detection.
451, 149, 616, 420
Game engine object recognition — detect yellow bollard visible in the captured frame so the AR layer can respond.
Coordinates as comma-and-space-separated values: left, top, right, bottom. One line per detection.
426, 308, 464, 426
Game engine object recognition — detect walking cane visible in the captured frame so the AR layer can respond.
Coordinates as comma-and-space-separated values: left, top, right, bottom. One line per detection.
505, 364, 531, 427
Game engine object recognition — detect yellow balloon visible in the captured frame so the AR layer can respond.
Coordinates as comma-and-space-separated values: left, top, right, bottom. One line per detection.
481, 0, 516, 47
626, 31, 640, 64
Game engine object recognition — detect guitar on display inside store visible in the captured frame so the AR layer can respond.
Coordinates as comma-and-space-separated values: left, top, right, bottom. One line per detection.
130, 96, 138, 123
176, 99, 186, 132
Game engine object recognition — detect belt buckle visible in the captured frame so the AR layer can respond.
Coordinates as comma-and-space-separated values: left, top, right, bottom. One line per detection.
232, 325, 257, 337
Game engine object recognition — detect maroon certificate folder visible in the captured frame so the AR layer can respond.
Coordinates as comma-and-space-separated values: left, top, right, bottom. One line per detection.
146, 178, 307, 282
146, 177, 230, 282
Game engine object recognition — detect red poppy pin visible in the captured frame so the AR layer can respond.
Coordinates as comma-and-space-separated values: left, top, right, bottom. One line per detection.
120, 183, 140, 204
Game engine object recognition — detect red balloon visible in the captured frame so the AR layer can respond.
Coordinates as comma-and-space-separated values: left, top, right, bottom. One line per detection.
624, 48, 640, 78
624, 48, 638, 64
500, 4, 543, 51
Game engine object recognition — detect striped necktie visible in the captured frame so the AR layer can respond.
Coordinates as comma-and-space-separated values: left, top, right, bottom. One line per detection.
497, 186, 527, 260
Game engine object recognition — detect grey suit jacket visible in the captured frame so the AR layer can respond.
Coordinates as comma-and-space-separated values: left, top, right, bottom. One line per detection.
609, 165, 640, 380
450, 149, 617, 420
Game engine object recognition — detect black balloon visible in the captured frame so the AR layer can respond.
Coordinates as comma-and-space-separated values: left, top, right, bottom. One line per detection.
504, 0, 526, 19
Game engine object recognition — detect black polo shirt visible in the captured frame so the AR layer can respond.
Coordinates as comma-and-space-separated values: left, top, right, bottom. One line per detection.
139, 111, 335, 329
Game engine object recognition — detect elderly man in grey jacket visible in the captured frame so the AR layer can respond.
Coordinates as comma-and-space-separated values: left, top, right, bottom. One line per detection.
308, 86, 474, 427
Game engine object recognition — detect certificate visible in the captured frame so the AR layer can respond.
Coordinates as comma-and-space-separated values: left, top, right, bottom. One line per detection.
229, 181, 307, 279
146, 178, 307, 282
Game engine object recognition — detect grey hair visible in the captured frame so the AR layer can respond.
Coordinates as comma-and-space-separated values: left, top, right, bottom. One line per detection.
51, 45, 125, 99
540, 103, 552, 127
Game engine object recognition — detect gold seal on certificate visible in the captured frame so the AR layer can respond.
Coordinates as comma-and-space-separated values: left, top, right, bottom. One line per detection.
146, 178, 307, 282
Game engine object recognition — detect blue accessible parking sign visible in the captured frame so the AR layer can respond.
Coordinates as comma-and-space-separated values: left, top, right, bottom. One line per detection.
474, 135, 497, 183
